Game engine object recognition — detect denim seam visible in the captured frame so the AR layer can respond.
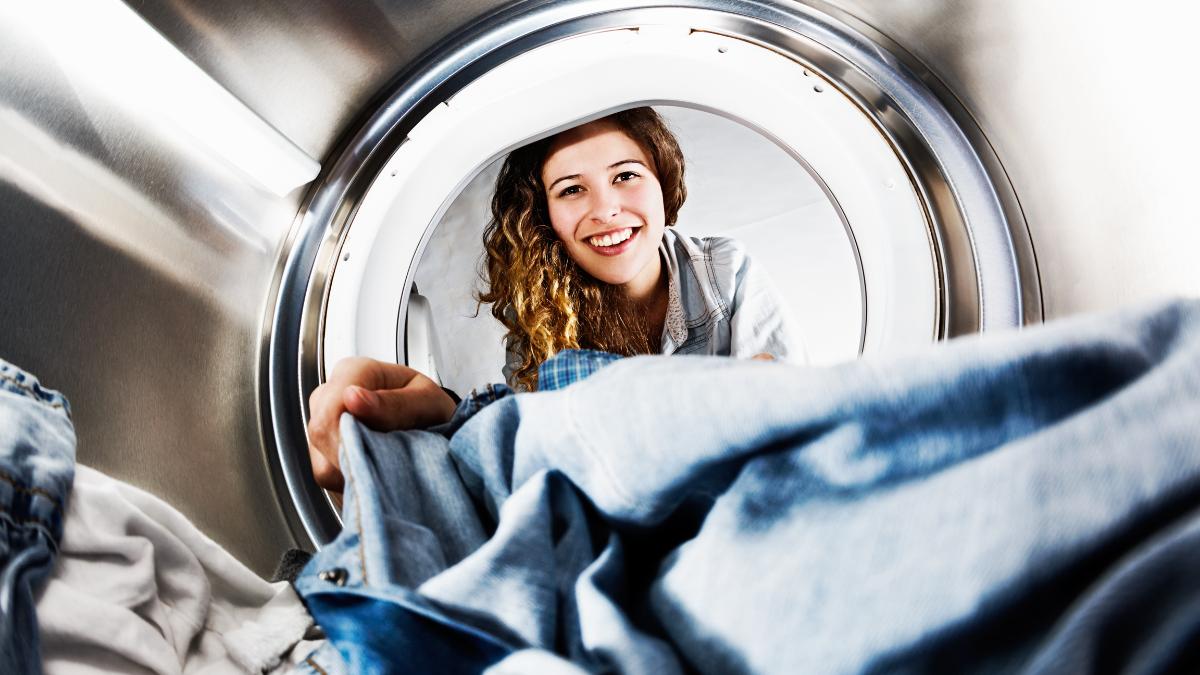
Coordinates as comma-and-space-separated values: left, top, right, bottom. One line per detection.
0, 372, 66, 410
345, 446, 369, 586
0, 469, 64, 508
304, 655, 330, 675
683, 307, 724, 330
697, 247, 732, 319
564, 386, 634, 508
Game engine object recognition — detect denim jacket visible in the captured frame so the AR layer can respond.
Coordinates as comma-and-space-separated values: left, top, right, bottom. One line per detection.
657, 228, 804, 360
503, 229, 806, 389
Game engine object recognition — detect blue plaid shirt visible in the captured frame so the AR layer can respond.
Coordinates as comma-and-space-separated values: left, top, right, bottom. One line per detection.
536, 349, 623, 392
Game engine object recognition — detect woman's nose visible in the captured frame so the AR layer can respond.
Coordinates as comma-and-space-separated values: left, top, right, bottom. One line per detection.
588, 187, 620, 223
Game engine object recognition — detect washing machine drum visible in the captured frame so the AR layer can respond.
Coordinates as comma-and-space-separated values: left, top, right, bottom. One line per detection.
266, 1, 1040, 547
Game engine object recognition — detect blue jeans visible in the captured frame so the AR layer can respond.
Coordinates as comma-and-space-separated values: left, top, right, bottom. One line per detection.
0, 359, 75, 674
295, 299, 1200, 674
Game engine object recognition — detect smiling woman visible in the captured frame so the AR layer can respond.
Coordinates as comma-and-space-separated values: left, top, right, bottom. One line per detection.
478, 107, 806, 391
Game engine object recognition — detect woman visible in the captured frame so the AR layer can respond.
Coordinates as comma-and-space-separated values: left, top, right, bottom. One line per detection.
481, 106, 802, 391
308, 107, 802, 490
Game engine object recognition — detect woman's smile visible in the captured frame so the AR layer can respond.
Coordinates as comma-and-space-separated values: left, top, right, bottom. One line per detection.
585, 225, 641, 255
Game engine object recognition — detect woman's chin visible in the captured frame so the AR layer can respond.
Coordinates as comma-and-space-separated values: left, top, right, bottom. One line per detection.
588, 268, 638, 286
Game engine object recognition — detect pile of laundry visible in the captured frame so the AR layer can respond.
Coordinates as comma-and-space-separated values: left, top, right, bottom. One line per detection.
3, 298, 1200, 674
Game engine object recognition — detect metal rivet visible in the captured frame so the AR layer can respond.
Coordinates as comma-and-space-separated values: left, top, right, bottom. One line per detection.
318, 567, 348, 586
717, 46, 727, 54
342, 251, 350, 262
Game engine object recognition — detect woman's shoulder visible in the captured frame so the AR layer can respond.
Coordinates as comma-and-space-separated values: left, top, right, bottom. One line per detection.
665, 229, 749, 265
665, 230, 751, 281
664, 229, 755, 315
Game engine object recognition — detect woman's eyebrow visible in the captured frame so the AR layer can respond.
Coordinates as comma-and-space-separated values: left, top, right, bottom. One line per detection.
609, 159, 647, 170
547, 174, 581, 191
547, 160, 647, 191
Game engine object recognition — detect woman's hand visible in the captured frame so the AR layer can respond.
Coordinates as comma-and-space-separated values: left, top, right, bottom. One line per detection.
307, 357, 456, 492
751, 353, 776, 361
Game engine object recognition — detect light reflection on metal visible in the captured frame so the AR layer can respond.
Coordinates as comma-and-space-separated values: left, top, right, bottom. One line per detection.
0, 109, 231, 299
5, 0, 320, 198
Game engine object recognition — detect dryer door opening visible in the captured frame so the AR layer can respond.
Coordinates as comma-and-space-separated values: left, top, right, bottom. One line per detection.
264, 1, 1041, 549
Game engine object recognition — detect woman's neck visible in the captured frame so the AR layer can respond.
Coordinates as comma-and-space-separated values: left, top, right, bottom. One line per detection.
621, 250, 665, 305
621, 252, 669, 351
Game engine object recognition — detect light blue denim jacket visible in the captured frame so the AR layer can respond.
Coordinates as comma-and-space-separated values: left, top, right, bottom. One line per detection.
503, 229, 805, 389
295, 299, 1200, 674
656, 229, 804, 360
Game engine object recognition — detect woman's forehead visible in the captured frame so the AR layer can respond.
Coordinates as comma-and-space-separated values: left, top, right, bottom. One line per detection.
543, 120, 649, 173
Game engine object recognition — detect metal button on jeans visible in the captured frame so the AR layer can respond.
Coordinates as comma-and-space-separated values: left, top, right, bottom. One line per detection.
318, 567, 348, 586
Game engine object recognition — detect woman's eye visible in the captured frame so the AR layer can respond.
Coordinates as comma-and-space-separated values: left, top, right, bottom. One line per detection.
614, 171, 640, 183
557, 185, 583, 197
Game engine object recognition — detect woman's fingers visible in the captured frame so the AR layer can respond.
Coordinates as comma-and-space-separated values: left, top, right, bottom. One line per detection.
307, 381, 345, 491
308, 439, 344, 492
330, 356, 422, 391
344, 383, 457, 432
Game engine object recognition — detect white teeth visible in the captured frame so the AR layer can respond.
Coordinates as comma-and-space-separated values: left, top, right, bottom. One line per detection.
590, 228, 632, 247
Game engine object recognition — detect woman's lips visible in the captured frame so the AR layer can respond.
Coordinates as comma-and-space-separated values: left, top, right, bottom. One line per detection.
585, 226, 640, 256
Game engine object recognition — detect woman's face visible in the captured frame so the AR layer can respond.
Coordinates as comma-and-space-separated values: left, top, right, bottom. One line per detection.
541, 121, 666, 294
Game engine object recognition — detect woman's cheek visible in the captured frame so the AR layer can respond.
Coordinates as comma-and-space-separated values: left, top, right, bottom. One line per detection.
547, 205, 574, 242
634, 183, 666, 221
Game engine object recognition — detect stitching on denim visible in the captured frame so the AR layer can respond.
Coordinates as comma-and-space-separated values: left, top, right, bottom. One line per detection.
0, 372, 66, 410
0, 469, 63, 509
683, 306, 723, 330
344, 437, 369, 586
305, 655, 330, 675
700, 247, 731, 319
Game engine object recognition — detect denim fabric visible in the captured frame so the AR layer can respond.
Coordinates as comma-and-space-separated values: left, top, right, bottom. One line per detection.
657, 229, 806, 362
0, 359, 75, 675
295, 299, 1200, 674
293, 418, 513, 674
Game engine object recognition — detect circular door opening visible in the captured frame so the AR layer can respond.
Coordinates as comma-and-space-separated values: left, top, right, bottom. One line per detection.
264, 1, 1040, 549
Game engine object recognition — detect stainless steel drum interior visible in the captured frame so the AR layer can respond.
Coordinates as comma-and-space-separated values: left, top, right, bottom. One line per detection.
1, 0, 1195, 575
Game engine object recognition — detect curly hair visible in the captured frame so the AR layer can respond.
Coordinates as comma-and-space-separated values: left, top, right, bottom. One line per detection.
477, 107, 687, 391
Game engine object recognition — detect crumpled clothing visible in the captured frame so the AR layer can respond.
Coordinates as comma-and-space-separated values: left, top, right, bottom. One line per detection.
295, 298, 1200, 674
37, 465, 318, 674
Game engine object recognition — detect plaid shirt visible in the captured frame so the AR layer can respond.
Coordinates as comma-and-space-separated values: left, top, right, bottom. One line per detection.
536, 349, 623, 392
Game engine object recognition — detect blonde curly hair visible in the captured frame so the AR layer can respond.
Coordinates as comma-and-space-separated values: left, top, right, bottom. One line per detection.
478, 107, 687, 391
